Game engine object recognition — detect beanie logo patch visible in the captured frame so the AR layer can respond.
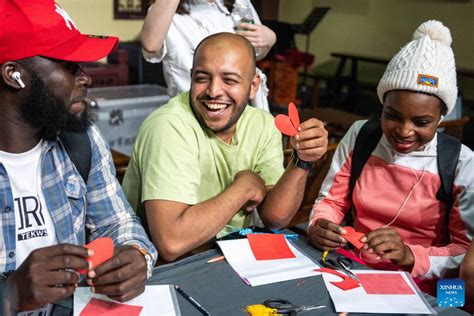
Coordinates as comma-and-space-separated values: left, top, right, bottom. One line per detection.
418, 74, 438, 87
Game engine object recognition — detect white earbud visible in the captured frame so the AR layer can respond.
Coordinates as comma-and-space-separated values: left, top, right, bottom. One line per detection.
11, 71, 25, 88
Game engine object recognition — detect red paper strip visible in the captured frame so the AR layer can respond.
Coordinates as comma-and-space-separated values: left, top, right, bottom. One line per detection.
316, 267, 360, 291
77, 237, 114, 274
80, 298, 143, 316
357, 273, 415, 295
247, 234, 296, 260
342, 226, 365, 250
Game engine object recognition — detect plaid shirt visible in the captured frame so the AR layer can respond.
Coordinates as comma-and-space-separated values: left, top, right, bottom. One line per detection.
0, 124, 157, 273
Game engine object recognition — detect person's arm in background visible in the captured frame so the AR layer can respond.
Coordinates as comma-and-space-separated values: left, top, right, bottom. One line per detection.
235, 1, 275, 60
146, 171, 266, 262
461, 240, 474, 304
259, 118, 327, 228
307, 122, 362, 251
235, 23, 276, 61
141, 0, 179, 55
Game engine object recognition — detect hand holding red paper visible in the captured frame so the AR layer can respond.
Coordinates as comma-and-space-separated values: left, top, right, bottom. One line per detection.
77, 237, 114, 274
342, 226, 365, 250
362, 227, 415, 267
6, 244, 90, 311
87, 245, 148, 302
309, 218, 348, 251
274, 102, 328, 163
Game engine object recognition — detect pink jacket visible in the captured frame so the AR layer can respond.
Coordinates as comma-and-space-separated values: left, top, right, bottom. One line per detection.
310, 120, 474, 280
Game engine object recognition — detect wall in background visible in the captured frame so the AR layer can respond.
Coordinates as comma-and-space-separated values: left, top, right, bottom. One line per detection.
61, 0, 473, 69
61, 0, 143, 42
279, 0, 474, 68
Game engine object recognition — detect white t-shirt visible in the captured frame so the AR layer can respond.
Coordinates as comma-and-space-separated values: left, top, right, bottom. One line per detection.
0, 141, 57, 269
143, 0, 270, 112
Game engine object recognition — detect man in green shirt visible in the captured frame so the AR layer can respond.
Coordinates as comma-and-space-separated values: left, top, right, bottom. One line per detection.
123, 32, 328, 261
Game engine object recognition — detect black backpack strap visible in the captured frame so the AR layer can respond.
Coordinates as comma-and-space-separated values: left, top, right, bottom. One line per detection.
342, 118, 383, 226
59, 131, 92, 183
349, 118, 383, 198
436, 132, 461, 213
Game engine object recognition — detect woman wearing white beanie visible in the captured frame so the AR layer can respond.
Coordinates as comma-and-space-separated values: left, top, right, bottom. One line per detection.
308, 20, 473, 295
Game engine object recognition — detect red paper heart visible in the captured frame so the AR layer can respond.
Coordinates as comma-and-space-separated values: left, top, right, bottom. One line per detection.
288, 102, 300, 128
342, 226, 365, 250
275, 115, 297, 136
274, 103, 300, 136
77, 237, 114, 274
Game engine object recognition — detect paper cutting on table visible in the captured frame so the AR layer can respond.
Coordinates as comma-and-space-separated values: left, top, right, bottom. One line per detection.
77, 237, 114, 274
315, 267, 360, 291
275, 102, 300, 136
247, 234, 296, 260
321, 270, 435, 314
74, 285, 181, 316
342, 226, 365, 250
357, 273, 415, 294
80, 298, 142, 316
217, 238, 320, 286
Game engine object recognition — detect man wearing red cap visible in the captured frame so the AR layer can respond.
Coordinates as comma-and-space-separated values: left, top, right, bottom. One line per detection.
0, 0, 157, 313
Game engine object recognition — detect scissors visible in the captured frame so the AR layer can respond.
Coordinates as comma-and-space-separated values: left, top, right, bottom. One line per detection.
319, 256, 360, 281
263, 299, 326, 315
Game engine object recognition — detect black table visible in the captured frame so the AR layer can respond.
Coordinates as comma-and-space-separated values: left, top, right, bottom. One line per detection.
148, 236, 468, 315
51, 235, 469, 315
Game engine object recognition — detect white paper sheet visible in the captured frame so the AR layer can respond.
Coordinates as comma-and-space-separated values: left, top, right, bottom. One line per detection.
73, 285, 181, 316
322, 270, 436, 314
216, 238, 320, 286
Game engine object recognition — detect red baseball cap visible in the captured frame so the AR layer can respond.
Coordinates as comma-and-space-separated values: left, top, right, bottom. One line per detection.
0, 0, 119, 64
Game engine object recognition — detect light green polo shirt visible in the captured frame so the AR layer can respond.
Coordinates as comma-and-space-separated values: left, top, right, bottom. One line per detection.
123, 92, 284, 236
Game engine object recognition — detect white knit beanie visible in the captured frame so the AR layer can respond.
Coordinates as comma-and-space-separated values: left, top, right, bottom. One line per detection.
377, 20, 457, 115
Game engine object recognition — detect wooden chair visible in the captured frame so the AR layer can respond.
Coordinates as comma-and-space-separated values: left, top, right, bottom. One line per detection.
111, 150, 130, 183
439, 116, 470, 141
285, 143, 339, 229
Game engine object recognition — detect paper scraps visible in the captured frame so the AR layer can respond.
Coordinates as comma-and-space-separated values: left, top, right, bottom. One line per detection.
316, 267, 360, 291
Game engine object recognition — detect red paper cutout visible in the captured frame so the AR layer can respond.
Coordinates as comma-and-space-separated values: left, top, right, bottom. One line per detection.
288, 102, 300, 128
275, 115, 297, 136
247, 234, 296, 260
274, 103, 300, 136
357, 273, 415, 295
77, 237, 114, 274
80, 298, 143, 316
316, 267, 360, 290
342, 226, 365, 250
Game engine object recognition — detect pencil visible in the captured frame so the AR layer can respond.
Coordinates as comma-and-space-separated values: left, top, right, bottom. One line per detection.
206, 255, 225, 264
322, 251, 329, 261
175, 285, 211, 316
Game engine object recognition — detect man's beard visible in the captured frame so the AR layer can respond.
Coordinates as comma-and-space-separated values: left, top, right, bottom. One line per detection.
20, 69, 92, 140
190, 91, 250, 134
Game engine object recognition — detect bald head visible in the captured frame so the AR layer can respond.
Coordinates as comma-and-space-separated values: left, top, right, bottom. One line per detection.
192, 32, 256, 77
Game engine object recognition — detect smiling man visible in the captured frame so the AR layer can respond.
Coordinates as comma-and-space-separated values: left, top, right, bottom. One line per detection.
0, 0, 157, 314
123, 32, 328, 262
